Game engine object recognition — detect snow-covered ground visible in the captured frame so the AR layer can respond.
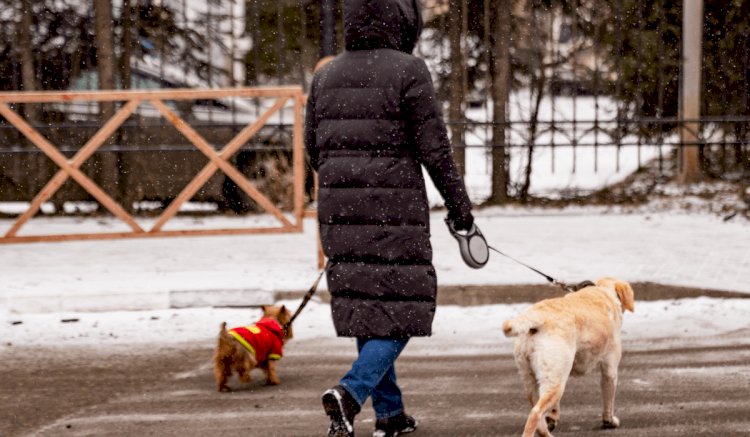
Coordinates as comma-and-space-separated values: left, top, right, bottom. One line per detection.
1, 205, 748, 351
4, 296, 750, 356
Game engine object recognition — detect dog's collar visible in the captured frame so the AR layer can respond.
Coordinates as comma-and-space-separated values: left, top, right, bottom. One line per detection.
262, 318, 286, 341
563, 280, 596, 293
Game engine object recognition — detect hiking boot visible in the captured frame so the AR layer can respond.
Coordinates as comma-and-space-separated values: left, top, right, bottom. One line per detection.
323, 385, 360, 437
372, 412, 418, 437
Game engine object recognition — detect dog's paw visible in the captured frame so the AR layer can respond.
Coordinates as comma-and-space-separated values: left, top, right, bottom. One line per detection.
266, 378, 281, 386
218, 385, 232, 393
601, 416, 620, 429
545, 416, 558, 431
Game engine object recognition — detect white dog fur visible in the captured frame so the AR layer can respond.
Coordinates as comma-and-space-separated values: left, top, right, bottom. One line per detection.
503, 277, 635, 437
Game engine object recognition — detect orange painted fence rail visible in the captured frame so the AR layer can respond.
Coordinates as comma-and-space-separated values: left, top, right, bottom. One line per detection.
0, 87, 308, 244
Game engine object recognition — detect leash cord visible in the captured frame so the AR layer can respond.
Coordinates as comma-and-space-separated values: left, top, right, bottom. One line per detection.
285, 262, 329, 330
486, 245, 596, 293
487, 245, 562, 287
286, 243, 587, 332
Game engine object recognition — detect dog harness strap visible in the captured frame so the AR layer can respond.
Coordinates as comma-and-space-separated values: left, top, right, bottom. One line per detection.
228, 329, 256, 357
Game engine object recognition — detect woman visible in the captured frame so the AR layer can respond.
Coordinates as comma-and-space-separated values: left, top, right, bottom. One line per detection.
305, 0, 474, 435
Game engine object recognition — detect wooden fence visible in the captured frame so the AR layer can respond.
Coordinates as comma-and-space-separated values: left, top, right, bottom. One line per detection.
0, 87, 307, 244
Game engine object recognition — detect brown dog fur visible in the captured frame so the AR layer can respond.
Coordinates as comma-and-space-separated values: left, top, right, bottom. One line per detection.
213, 305, 293, 392
503, 277, 635, 437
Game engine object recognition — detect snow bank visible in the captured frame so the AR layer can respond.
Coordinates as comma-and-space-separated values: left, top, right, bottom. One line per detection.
2, 297, 749, 354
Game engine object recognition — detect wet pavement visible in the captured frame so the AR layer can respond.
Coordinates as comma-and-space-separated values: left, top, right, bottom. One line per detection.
2, 322, 750, 436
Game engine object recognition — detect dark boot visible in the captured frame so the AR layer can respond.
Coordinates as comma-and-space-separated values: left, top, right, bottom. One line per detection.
372, 412, 418, 437
323, 385, 361, 437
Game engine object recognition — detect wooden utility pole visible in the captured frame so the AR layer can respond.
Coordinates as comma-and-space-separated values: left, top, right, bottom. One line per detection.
678, 0, 703, 184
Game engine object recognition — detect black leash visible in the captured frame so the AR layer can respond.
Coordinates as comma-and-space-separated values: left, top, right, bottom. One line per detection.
486, 245, 594, 292
283, 261, 329, 335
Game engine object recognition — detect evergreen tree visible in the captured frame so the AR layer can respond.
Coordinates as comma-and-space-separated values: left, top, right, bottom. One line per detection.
0, 0, 234, 100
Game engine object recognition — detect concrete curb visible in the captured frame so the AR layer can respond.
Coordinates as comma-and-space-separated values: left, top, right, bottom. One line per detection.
5, 282, 748, 314
5, 288, 275, 314
277, 282, 750, 307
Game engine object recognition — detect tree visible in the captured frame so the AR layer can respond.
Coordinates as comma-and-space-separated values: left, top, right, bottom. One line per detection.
0, 0, 95, 94
489, 0, 511, 203
0, 0, 235, 97
93, 0, 116, 116
245, 0, 320, 86
448, 0, 467, 175
18, 0, 38, 121
93, 0, 119, 202
119, 0, 133, 90
589, 0, 749, 179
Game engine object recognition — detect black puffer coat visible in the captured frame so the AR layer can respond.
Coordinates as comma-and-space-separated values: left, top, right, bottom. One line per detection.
305, 0, 472, 338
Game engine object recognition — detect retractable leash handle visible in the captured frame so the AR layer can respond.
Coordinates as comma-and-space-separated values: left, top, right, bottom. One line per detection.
446, 218, 489, 269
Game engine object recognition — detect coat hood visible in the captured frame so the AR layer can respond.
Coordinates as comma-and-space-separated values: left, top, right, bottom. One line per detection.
344, 0, 423, 53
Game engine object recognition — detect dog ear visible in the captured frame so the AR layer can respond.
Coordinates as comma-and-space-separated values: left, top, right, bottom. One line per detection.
614, 280, 635, 313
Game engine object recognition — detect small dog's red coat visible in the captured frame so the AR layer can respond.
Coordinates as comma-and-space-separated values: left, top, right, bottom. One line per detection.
213, 305, 293, 392
227, 318, 285, 363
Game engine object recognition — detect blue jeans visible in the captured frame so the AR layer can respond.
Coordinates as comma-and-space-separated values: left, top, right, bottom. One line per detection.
339, 337, 409, 419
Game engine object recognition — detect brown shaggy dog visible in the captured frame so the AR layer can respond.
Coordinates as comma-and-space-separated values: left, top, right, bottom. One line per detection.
213, 305, 294, 392
503, 277, 635, 437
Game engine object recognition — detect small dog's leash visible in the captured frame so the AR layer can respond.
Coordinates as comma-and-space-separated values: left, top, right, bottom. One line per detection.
283, 261, 330, 336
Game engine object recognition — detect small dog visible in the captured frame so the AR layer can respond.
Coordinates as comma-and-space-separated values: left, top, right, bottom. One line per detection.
213, 305, 294, 392
502, 277, 635, 437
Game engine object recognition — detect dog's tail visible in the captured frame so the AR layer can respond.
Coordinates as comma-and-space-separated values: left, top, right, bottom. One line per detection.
218, 322, 232, 343
502, 314, 542, 337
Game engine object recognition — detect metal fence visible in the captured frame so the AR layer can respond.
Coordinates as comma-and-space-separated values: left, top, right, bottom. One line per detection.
417, 0, 749, 199
1, 0, 748, 207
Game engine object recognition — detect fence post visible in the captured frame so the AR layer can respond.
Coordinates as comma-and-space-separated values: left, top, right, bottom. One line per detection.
678, 0, 703, 184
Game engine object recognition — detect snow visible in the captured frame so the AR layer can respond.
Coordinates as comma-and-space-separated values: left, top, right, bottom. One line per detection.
2, 209, 748, 312
1, 206, 749, 352
420, 89, 675, 205
3, 296, 750, 356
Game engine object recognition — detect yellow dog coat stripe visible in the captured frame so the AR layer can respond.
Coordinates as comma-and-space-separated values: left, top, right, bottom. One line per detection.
229, 329, 257, 357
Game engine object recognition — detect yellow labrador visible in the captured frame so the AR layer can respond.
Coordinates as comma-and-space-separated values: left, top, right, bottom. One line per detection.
503, 277, 635, 437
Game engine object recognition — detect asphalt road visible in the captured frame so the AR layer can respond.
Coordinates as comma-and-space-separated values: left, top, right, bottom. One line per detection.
3, 323, 750, 437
